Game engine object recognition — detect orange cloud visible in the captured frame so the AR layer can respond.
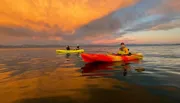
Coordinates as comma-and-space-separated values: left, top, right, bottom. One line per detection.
166, 0, 180, 12
0, 0, 139, 33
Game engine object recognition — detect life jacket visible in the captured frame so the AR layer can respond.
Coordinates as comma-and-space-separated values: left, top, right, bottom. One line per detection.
118, 47, 129, 55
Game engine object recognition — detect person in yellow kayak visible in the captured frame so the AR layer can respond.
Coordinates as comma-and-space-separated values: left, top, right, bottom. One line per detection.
75, 44, 80, 50
66, 45, 70, 50
117, 42, 131, 55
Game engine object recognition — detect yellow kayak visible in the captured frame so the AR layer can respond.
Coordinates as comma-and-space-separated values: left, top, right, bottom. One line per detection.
56, 49, 84, 54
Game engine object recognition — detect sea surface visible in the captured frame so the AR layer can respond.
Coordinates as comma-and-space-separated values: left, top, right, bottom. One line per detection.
0, 45, 180, 103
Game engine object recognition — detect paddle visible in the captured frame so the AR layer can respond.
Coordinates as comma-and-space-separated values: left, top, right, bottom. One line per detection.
107, 51, 138, 56
106, 52, 115, 55
106, 52, 119, 56
106, 52, 111, 54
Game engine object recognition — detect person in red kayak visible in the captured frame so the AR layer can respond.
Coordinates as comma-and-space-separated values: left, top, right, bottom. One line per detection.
117, 42, 130, 55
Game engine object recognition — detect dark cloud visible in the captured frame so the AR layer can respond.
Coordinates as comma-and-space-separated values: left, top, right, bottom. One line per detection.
151, 20, 180, 30
0, 25, 65, 38
112, 0, 180, 34
78, 14, 121, 35
0, 26, 37, 37
61, 10, 122, 41
62, 0, 163, 42
122, 15, 180, 33
59, 0, 180, 44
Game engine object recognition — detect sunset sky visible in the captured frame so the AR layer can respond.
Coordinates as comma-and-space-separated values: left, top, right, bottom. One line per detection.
0, 0, 180, 45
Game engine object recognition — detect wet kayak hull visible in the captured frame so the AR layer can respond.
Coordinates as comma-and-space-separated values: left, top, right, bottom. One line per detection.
81, 53, 143, 63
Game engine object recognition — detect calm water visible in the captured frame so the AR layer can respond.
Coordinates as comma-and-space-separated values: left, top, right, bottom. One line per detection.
0, 46, 180, 103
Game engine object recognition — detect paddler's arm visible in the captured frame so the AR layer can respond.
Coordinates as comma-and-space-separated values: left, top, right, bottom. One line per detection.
124, 48, 129, 54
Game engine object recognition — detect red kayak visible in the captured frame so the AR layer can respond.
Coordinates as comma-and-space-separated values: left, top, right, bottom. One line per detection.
81, 53, 143, 63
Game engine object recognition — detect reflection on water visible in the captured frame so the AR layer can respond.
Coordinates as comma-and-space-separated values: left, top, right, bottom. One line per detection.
0, 46, 180, 103
81, 60, 145, 77
66, 53, 71, 58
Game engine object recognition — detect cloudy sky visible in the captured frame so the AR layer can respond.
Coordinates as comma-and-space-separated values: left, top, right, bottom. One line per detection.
0, 0, 180, 45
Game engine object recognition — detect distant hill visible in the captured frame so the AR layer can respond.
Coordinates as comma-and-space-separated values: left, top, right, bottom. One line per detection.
126, 43, 180, 46
0, 44, 179, 48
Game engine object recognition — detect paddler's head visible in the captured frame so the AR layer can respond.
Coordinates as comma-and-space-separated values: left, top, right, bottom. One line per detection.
120, 42, 125, 48
77, 44, 79, 48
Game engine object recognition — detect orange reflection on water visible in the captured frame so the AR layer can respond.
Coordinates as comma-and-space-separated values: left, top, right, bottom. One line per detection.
0, 61, 175, 103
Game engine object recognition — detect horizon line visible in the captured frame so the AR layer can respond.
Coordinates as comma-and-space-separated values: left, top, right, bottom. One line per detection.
0, 43, 180, 47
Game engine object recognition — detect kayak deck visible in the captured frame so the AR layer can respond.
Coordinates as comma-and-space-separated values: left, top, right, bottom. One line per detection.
81, 53, 143, 63
56, 49, 84, 54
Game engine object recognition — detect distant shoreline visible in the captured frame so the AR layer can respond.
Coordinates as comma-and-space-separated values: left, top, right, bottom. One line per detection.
0, 44, 179, 48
